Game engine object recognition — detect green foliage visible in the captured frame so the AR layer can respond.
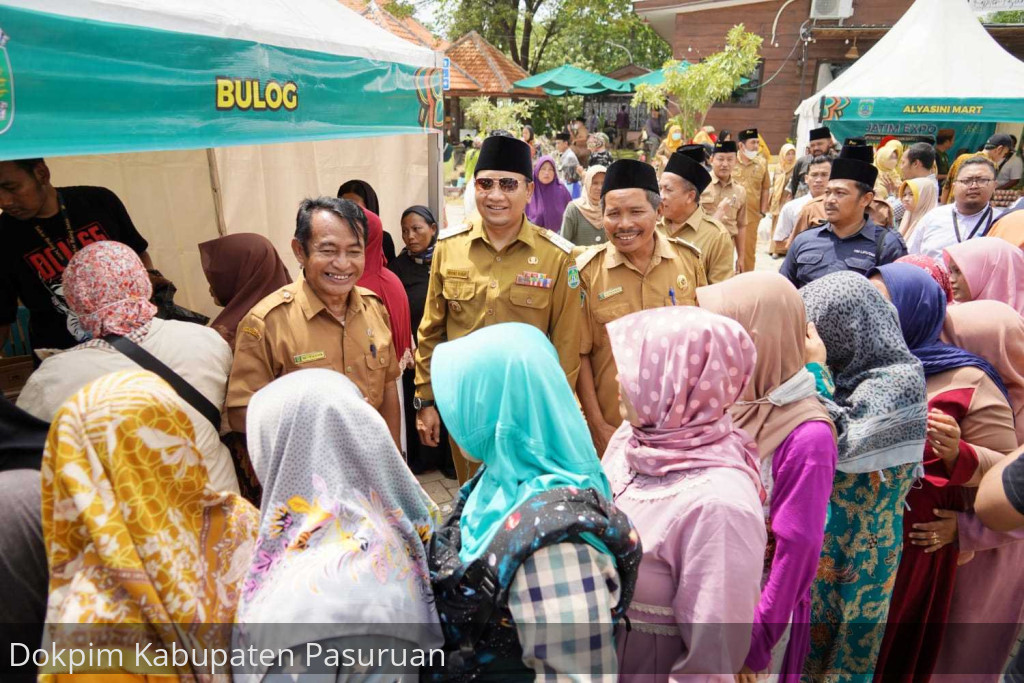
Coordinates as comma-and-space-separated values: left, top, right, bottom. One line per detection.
387, 0, 417, 19
983, 10, 1024, 23
530, 94, 584, 136
632, 25, 762, 141
464, 98, 536, 134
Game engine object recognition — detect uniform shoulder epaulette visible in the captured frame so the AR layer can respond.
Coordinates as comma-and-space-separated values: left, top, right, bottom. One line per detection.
573, 243, 608, 271
438, 222, 472, 240
667, 236, 703, 258
249, 285, 296, 319
355, 285, 383, 302
537, 227, 575, 254
702, 213, 731, 236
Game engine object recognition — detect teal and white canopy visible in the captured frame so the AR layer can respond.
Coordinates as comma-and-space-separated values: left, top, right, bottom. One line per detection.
0, 0, 444, 159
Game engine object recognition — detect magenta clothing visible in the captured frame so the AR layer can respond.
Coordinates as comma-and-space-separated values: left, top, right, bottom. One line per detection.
745, 420, 837, 678
605, 440, 767, 682
930, 511, 1024, 682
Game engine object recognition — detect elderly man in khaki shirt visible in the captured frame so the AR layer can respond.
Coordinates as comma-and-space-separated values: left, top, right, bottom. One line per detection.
658, 145, 735, 283
414, 135, 582, 482
701, 140, 748, 272
734, 128, 771, 272
227, 197, 401, 444
577, 159, 706, 455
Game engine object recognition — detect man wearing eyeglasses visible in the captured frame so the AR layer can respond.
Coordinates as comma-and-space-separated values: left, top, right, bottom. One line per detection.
907, 157, 1000, 259
413, 134, 582, 483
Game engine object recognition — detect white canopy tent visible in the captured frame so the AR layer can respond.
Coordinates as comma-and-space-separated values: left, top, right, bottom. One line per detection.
795, 0, 1024, 149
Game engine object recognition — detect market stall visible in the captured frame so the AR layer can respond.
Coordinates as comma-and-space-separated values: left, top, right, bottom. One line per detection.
0, 0, 444, 318
794, 0, 1024, 154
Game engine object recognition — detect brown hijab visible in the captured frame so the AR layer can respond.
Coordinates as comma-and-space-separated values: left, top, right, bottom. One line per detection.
942, 300, 1024, 444
199, 233, 292, 346
697, 272, 835, 460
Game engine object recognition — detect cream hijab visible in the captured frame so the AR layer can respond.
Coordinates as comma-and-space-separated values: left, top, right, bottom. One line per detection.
698, 272, 835, 460
898, 177, 938, 240
573, 164, 607, 228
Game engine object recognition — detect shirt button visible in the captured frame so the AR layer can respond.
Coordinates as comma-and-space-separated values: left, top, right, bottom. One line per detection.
487, 308, 494, 316
489, 281, 498, 289
526, 297, 534, 305
346, 366, 353, 373
495, 256, 502, 262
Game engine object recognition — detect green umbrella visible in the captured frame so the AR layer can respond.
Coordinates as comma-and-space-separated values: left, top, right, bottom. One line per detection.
514, 65, 632, 96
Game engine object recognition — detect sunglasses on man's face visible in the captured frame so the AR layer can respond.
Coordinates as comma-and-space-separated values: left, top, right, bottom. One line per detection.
475, 177, 522, 193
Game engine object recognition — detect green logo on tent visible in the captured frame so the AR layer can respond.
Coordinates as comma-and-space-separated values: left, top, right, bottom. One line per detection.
857, 99, 874, 119
0, 28, 12, 135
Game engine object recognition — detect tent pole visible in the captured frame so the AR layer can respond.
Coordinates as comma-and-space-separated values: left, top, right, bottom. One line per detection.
428, 131, 445, 229
206, 148, 228, 237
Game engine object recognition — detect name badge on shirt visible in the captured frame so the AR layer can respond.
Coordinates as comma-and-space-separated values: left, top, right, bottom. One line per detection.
515, 271, 553, 288
598, 286, 623, 301
445, 268, 470, 280
293, 351, 327, 365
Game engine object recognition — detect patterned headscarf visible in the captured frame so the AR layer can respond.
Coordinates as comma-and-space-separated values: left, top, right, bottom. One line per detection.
943, 236, 1024, 316
235, 370, 441, 671
604, 307, 764, 498
62, 241, 157, 339
40, 371, 258, 679
896, 254, 953, 303
698, 273, 834, 461
800, 271, 927, 473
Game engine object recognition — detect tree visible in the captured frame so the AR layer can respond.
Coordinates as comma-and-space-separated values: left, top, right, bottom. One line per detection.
632, 25, 762, 142
464, 98, 536, 134
983, 10, 1024, 23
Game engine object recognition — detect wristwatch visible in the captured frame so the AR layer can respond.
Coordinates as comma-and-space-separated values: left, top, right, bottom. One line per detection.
413, 397, 435, 410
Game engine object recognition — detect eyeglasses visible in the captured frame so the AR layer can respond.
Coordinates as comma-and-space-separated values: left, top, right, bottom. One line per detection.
955, 177, 995, 187
475, 177, 522, 193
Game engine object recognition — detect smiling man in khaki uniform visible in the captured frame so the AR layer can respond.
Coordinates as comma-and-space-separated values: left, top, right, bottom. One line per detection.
658, 145, 735, 284
577, 159, 707, 455
227, 197, 401, 443
701, 140, 748, 272
414, 135, 582, 482
733, 128, 771, 272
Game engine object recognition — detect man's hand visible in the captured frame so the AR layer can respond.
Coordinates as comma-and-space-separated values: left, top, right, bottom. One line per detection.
592, 421, 618, 458
714, 197, 733, 221
417, 406, 442, 448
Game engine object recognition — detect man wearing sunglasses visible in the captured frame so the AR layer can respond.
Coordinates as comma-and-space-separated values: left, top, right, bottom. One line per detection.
413, 134, 583, 483
576, 159, 707, 454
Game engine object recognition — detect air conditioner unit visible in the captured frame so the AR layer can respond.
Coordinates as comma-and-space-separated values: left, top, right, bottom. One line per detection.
810, 0, 855, 20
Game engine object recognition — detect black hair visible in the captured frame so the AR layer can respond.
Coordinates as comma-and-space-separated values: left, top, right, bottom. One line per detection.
575, 116, 586, 123
936, 131, 954, 145
720, 130, 732, 141
295, 197, 367, 254
11, 158, 44, 174
904, 142, 936, 170
956, 157, 997, 179
853, 181, 874, 197
1013, 135, 1019, 148
808, 155, 833, 168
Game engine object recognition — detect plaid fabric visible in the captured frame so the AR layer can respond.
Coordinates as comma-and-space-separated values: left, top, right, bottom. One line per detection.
507, 543, 619, 681
891, 199, 906, 227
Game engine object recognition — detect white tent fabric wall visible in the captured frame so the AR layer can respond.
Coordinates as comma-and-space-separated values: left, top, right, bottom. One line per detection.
47, 135, 430, 320
794, 0, 1024, 148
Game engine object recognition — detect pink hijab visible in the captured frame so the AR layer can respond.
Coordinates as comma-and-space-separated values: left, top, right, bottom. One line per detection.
606, 306, 764, 499
943, 236, 1024, 315
63, 241, 157, 338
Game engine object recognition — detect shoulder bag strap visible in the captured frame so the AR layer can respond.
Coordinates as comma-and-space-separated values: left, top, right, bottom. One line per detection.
103, 334, 221, 431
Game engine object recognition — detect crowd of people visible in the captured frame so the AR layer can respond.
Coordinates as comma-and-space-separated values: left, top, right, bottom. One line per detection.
0, 123, 1023, 682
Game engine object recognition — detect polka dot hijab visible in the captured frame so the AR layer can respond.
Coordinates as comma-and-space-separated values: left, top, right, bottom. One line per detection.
606, 307, 764, 498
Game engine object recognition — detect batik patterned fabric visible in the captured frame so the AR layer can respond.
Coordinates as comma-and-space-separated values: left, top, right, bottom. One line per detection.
40, 370, 259, 680
62, 241, 157, 339
234, 369, 442, 679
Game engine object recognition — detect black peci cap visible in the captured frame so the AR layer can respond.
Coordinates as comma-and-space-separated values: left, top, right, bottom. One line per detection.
664, 149, 712, 194
738, 128, 758, 142
601, 159, 659, 197
713, 140, 738, 155
475, 135, 534, 180
809, 127, 831, 141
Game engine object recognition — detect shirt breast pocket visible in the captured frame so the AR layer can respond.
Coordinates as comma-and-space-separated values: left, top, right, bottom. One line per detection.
442, 279, 475, 301
363, 352, 388, 404
796, 250, 824, 266
843, 256, 875, 273
510, 284, 551, 310
593, 302, 631, 326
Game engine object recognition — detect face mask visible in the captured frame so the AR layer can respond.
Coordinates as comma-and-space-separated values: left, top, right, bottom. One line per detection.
743, 148, 759, 160
672, 132, 682, 141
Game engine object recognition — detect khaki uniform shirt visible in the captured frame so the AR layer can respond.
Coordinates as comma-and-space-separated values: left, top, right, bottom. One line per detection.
227, 280, 399, 431
414, 214, 582, 400
657, 207, 735, 284
735, 154, 770, 219
789, 196, 828, 246
578, 231, 707, 427
700, 175, 747, 238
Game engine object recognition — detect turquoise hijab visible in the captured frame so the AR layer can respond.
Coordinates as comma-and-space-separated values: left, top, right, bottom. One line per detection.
433, 323, 612, 563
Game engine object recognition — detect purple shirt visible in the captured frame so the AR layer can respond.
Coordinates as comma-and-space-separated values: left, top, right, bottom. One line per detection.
745, 420, 837, 677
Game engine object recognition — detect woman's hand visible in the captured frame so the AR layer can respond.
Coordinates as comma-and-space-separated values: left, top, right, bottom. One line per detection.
804, 322, 827, 365
735, 665, 759, 683
927, 410, 961, 464
909, 508, 958, 553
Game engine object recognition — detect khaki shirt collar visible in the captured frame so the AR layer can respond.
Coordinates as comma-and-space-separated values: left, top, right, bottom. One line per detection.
604, 229, 676, 273
710, 174, 734, 189
658, 207, 703, 238
298, 278, 364, 322
469, 213, 536, 249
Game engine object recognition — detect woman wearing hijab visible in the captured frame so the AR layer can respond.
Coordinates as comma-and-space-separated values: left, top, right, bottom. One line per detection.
234, 370, 441, 681
603, 307, 767, 681
769, 144, 798, 257
41, 370, 259, 681
697, 274, 837, 681
874, 139, 904, 199
867, 264, 1016, 680
16, 241, 240, 493
198, 233, 292, 347
897, 177, 939, 243
943, 236, 1024, 314
897, 253, 954, 303
427, 323, 640, 680
798, 271, 928, 680
526, 155, 572, 232
338, 179, 397, 264
389, 206, 455, 477
933, 300, 1024, 682
560, 165, 607, 246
